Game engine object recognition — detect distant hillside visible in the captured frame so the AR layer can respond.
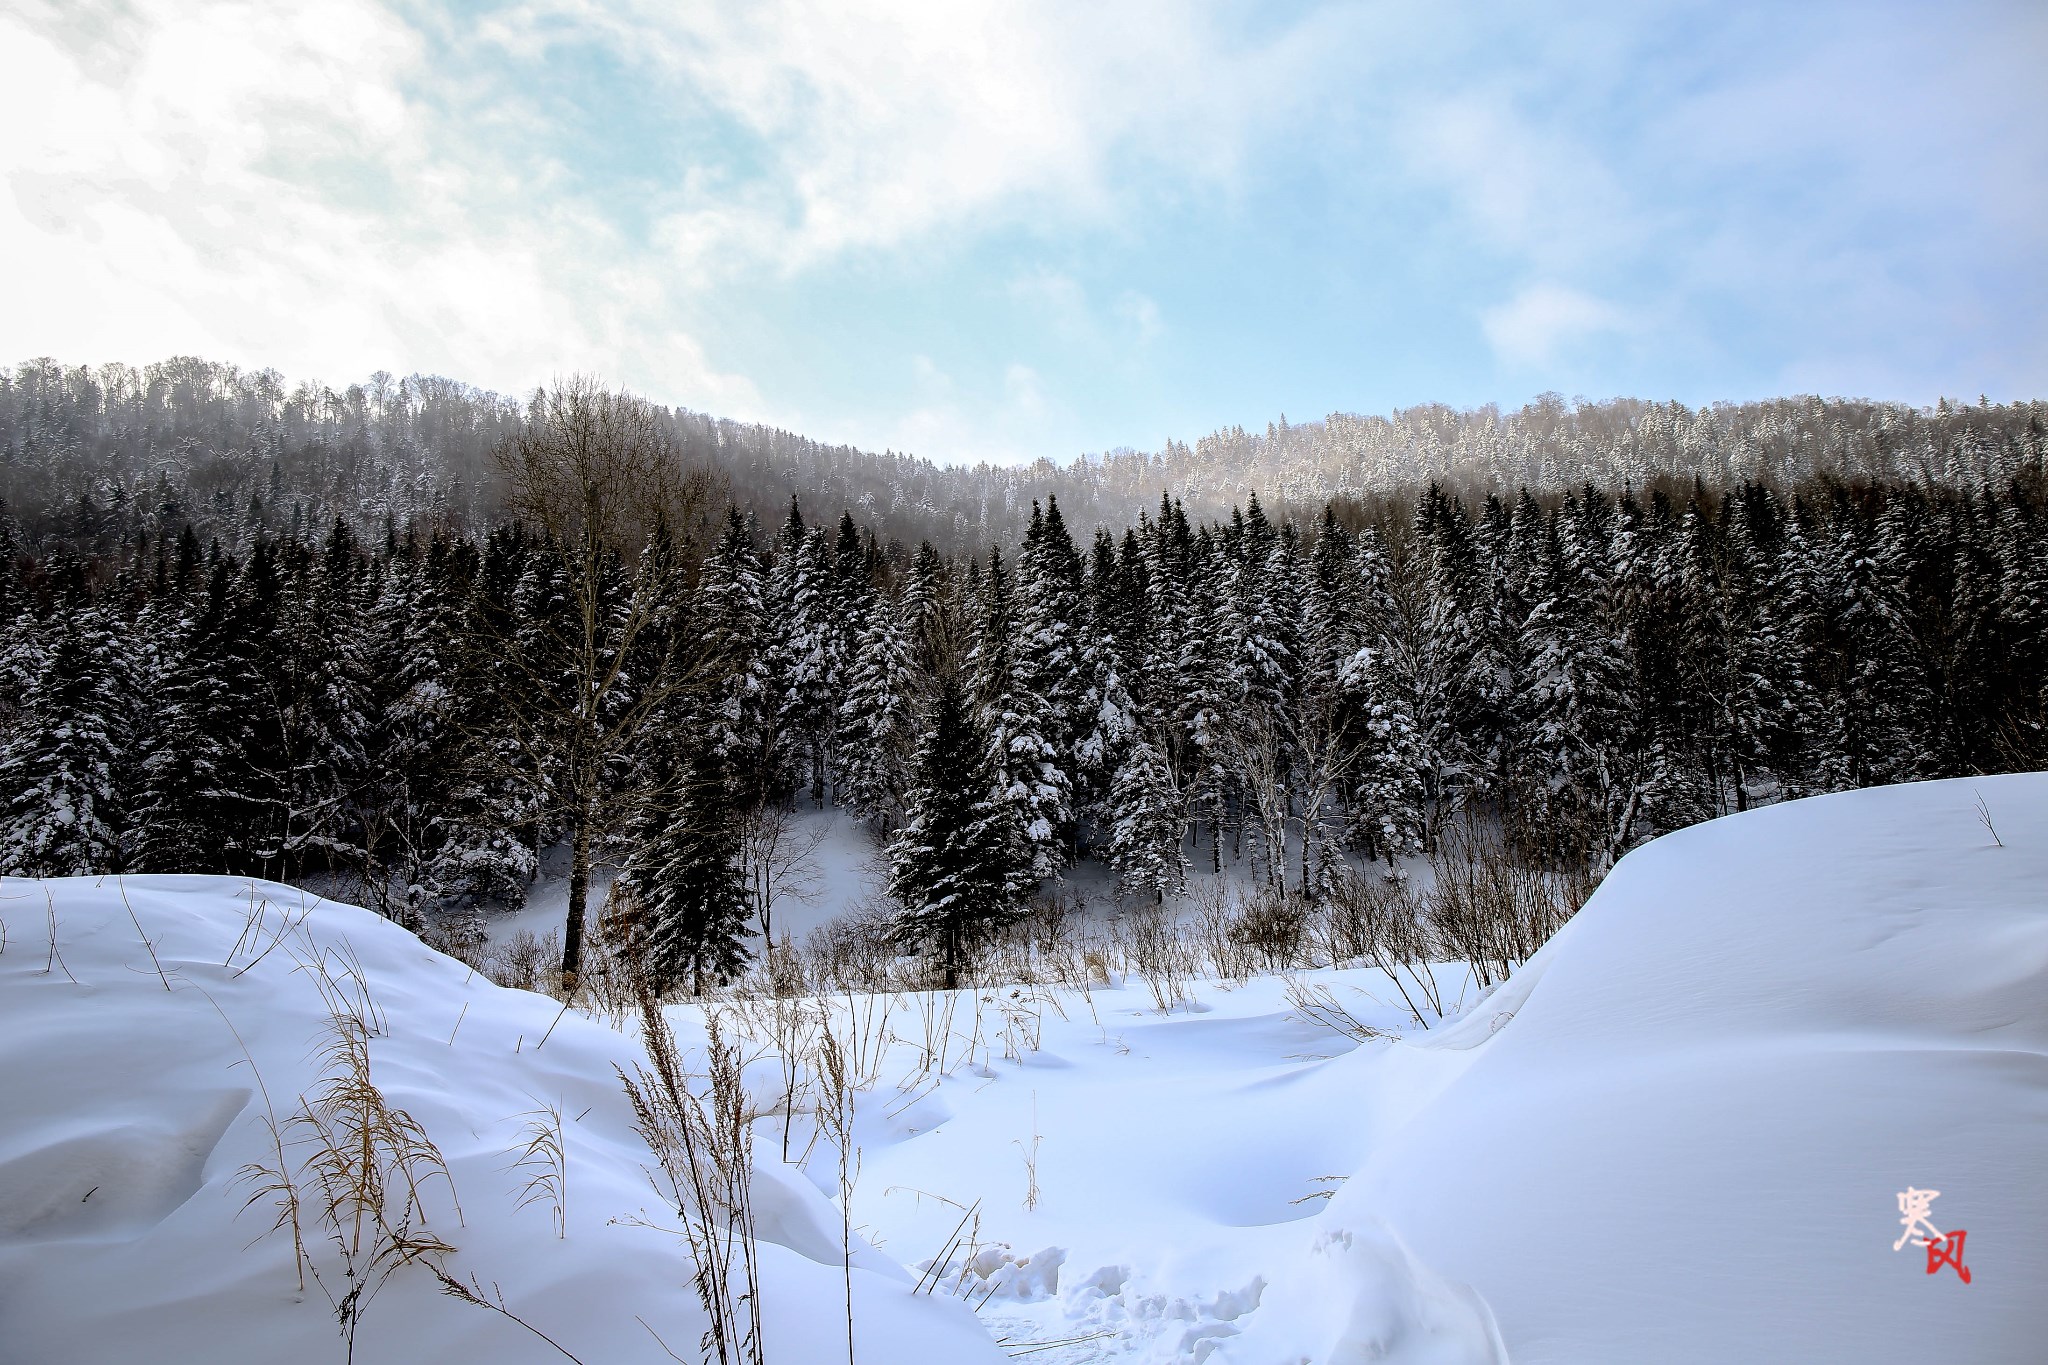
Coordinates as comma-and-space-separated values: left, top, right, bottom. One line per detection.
3, 355, 2042, 557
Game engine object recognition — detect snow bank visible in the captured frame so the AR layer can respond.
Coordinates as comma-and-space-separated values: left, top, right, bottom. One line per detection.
0, 874, 998, 1364
1272, 773, 2048, 1363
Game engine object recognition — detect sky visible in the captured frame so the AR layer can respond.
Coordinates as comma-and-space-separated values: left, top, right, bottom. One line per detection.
3, 1, 2044, 466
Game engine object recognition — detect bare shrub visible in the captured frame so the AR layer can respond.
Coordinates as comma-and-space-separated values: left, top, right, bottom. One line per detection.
759, 933, 810, 999
1113, 898, 1195, 1012
1283, 977, 1394, 1044
1321, 869, 1442, 1025
1188, 882, 1252, 982
481, 928, 556, 994
1228, 890, 1311, 974
418, 910, 489, 975
1425, 820, 1577, 990
806, 897, 901, 993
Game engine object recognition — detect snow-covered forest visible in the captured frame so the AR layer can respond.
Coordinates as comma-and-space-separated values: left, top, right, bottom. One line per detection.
4, 364, 2046, 996
6, 354, 2046, 557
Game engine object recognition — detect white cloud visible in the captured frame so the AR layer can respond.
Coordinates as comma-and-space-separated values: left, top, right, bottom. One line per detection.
1003, 363, 1047, 420
558, 0, 1357, 276
1391, 90, 1643, 274
1008, 269, 1093, 333
0, 0, 764, 413
1480, 283, 1631, 369
1116, 291, 1165, 346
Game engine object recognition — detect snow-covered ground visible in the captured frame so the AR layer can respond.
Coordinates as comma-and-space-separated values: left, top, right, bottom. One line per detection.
5, 774, 2045, 1362
0, 873, 996, 1364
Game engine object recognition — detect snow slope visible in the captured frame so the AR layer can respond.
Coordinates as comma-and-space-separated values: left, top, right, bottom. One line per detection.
1322, 772, 2048, 1363
0, 874, 997, 1364
841, 774, 2048, 1362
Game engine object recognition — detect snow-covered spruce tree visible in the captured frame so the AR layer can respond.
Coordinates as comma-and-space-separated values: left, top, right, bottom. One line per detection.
695, 509, 785, 801
888, 674, 1021, 989
1935, 490, 2020, 776
828, 512, 878, 768
131, 549, 281, 876
769, 509, 840, 805
900, 539, 952, 677
1137, 499, 1192, 769
226, 539, 295, 875
1016, 497, 1089, 828
968, 549, 1068, 886
1989, 487, 2048, 769
414, 527, 542, 911
0, 605, 130, 875
1070, 628, 1133, 847
1172, 528, 1236, 870
620, 740, 751, 996
1410, 483, 1508, 830
1302, 507, 1364, 710
1336, 641, 1427, 867
356, 533, 494, 920
836, 585, 916, 829
1514, 494, 1636, 861
0, 506, 42, 740
1599, 491, 1690, 843
1476, 490, 1545, 819
1799, 493, 1928, 793
1719, 482, 1812, 798
273, 520, 374, 876
1226, 496, 1299, 745
1105, 728, 1186, 902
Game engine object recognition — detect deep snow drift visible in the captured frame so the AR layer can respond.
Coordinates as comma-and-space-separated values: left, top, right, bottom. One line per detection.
0, 875, 997, 1364
4, 774, 2045, 1363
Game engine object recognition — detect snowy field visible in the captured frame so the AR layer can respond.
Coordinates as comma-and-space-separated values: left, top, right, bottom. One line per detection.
4, 774, 2044, 1362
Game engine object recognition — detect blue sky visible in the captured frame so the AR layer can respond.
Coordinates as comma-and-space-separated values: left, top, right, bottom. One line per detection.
3, 0, 2043, 465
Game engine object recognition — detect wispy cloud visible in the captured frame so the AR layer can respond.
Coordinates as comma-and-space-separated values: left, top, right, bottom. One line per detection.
1481, 284, 1632, 370
0, 0, 768, 412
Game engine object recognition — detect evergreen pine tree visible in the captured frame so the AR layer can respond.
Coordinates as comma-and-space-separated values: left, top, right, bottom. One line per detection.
697, 510, 784, 798
622, 742, 751, 995
969, 550, 1068, 884
888, 675, 1018, 988
1104, 729, 1185, 901
836, 585, 916, 827
1336, 642, 1427, 865
770, 514, 838, 803
1515, 498, 1636, 859
0, 607, 128, 875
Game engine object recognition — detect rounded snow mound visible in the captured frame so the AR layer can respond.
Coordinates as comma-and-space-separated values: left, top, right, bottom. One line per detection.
1316, 774, 2048, 1364
0, 875, 999, 1364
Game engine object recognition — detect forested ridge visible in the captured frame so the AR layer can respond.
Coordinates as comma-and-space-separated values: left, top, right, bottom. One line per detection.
6, 354, 2046, 558
4, 357, 2046, 991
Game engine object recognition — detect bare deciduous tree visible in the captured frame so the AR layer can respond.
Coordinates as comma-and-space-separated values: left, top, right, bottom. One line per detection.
737, 800, 828, 943
483, 378, 720, 984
